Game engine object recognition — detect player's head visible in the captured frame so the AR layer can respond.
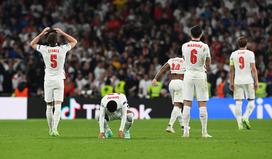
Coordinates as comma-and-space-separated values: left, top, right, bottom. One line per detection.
106, 100, 117, 112
237, 36, 248, 48
190, 25, 203, 39
46, 30, 58, 46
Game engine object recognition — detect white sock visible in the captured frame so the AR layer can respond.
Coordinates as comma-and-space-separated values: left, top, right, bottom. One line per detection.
53, 103, 62, 132
168, 106, 181, 127
125, 113, 134, 131
199, 107, 208, 134
46, 105, 53, 132
235, 101, 242, 127
243, 100, 255, 120
176, 108, 183, 127
182, 106, 191, 133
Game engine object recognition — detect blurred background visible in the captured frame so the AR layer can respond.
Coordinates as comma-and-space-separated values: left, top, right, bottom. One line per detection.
0, 0, 272, 99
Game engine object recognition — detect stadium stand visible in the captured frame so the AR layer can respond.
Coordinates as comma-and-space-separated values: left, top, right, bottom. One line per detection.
0, 0, 272, 98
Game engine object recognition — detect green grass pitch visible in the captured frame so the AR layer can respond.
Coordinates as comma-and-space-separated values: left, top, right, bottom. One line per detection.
0, 119, 271, 159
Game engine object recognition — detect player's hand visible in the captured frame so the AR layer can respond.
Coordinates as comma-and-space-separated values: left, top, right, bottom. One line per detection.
98, 132, 105, 139
152, 79, 157, 86
41, 27, 50, 35
118, 131, 124, 138
54, 28, 64, 34
230, 83, 234, 91
254, 82, 259, 90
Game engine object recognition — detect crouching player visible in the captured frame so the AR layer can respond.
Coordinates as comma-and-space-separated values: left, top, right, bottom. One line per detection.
98, 93, 134, 139
152, 57, 185, 133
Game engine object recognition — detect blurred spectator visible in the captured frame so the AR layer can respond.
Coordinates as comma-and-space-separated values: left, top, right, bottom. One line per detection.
75, 72, 88, 94
101, 78, 114, 97
138, 74, 151, 99
14, 82, 28, 97
0, 0, 272, 98
64, 77, 76, 97
265, 62, 272, 96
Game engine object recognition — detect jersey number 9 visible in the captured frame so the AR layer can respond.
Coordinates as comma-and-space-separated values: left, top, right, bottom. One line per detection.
239, 56, 245, 69
50, 54, 58, 68
190, 49, 197, 64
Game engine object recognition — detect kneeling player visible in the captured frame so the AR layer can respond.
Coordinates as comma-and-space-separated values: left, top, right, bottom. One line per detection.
152, 57, 185, 133
98, 93, 134, 139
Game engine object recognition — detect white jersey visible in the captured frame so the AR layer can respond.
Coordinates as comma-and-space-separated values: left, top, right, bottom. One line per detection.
230, 49, 255, 84
167, 57, 185, 74
99, 93, 128, 132
100, 93, 128, 116
182, 41, 210, 79
36, 44, 71, 81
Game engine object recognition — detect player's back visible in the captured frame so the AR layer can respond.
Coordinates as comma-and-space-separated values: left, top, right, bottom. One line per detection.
182, 41, 210, 79
101, 93, 127, 110
36, 44, 71, 80
230, 49, 255, 84
167, 57, 185, 74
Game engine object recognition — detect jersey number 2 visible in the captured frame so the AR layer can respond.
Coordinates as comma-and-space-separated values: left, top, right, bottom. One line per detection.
50, 55, 57, 68
190, 49, 197, 64
239, 56, 245, 69
171, 63, 180, 70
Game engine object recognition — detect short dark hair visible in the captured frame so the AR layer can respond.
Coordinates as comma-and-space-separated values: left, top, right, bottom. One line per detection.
190, 25, 202, 38
237, 36, 248, 48
106, 100, 117, 112
46, 30, 58, 46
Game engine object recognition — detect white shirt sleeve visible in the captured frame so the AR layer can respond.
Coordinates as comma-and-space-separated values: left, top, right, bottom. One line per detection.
250, 52, 255, 63
229, 53, 234, 66
36, 45, 47, 55
204, 44, 211, 58
181, 44, 186, 57
61, 44, 72, 53
99, 106, 105, 133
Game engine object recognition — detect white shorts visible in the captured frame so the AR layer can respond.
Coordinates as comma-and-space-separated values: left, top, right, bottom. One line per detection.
44, 79, 64, 102
169, 79, 183, 104
183, 76, 209, 101
234, 84, 255, 100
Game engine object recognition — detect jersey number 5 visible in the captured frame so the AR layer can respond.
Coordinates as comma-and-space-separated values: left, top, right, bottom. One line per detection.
239, 56, 245, 69
171, 63, 180, 70
190, 49, 197, 64
50, 54, 58, 68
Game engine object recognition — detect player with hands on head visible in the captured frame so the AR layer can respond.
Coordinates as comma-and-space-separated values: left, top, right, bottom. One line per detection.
30, 27, 77, 136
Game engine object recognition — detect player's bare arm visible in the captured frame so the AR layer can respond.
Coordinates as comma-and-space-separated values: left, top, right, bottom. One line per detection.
152, 63, 170, 86
118, 107, 128, 138
229, 65, 235, 91
54, 28, 77, 48
30, 27, 50, 49
205, 57, 211, 68
98, 107, 106, 139
251, 63, 259, 89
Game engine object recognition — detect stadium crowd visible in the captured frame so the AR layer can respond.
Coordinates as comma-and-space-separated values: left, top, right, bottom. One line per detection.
0, 0, 272, 98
